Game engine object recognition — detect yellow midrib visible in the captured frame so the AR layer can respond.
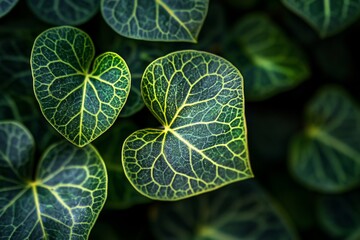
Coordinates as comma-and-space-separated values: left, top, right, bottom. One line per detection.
155, 0, 195, 41
31, 184, 47, 238
79, 75, 90, 146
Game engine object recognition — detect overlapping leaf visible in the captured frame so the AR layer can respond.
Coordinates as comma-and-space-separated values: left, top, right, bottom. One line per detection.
31, 26, 131, 147
283, 0, 360, 37
0, 0, 18, 17
151, 180, 296, 239
101, 0, 209, 42
122, 50, 253, 200
224, 14, 309, 101
290, 86, 360, 192
0, 121, 107, 239
27, 0, 99, 25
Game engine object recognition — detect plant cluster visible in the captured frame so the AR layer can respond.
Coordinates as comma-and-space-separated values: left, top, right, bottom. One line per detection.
0, 0, 360, 239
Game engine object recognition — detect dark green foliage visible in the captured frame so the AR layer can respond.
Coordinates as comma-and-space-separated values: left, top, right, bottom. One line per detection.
1, 0, 360, 239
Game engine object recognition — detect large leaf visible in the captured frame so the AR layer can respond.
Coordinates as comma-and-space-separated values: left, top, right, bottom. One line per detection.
317, 191, 360, 239
101, 0, 209, 42
0, 39, 33, 94
27, 0, 99, 25
151, 180, 296, 239
94, 120, 151, 209
122, 50, 253, 200
0, 0, 18, 17
31, 26, 131, 147
0, 121, 107, 239
224, 14, 310, 101
290, 86, 360, 192
282, 0, 360, 37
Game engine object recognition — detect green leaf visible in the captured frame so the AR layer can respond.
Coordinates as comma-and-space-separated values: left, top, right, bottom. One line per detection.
151, 180, 297, 239
31, 26, 131, 147
0, 39, 33, 94
101, 0, 209, 42
27, 0, 99, 25
0, 0, 18, 18
94, 120, 151, 209
122, 50, 253, 200
282, 0, 360, 37
224, 14, 310, 101
290, 86, 360, 192
0, 121, 107, 239
317, 192, 360, 239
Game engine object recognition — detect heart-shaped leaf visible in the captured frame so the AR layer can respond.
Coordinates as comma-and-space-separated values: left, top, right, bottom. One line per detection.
122, 50, 253, 200
31, 26, 131, 147
282, 0, 360, 37
224, 14, 310, 101
151, 180, 297, 239
290, 86, 360, 192
0, 121, 107, 239
27, 0, 99, 25
101, 0, 209, 42
0, 0, 18, 18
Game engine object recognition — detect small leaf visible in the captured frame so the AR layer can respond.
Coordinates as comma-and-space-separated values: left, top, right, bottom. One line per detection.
290, 86, 360, 192
31, 26, 131, 147
27, 0, 99, 25
151, 180, 297, 239
122, 50, 253, 200
101, 0, 209, 42
317, 191, 360, 238
0, 0, 18, 18
224, 14, 310, 101
0, 121, 107, 239
94, 120, 151, 209
282, 0, 360, 37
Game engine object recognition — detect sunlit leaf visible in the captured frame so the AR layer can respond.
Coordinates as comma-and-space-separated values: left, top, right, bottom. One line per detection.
31, 26, 131, 147
122, 50, 253, 200
290, 86, 360, 192
224, 14, 310, 101
0, 121, 107, 239
94, 120, 151, 209
151, 180, 296, 239
101, 0, 209, 42
27, 0, 99, 25
0, 0, 18, 18
282, 0, 360, 37
317, 191, 360, 239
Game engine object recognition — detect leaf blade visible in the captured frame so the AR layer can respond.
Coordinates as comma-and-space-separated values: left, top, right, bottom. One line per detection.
31, 26, 131, 147
123, 50, 253, 200
0, 121, 107, 239
282, 0, 360, 37
101, 0, 209, 42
